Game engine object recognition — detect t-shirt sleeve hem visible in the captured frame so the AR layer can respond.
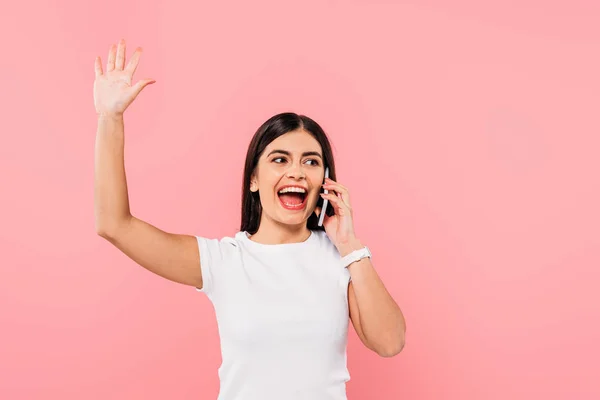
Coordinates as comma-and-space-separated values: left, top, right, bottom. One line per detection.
340, 265, 351, 288
195, 236, 213, 295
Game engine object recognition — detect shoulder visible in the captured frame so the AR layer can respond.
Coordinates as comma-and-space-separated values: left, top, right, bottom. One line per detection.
195, 232, 243, 256
310, 230, 341, 256
310, 230, 350, 287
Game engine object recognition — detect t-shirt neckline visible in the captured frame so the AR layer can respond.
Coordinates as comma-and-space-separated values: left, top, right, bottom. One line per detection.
240, 230, 315, 250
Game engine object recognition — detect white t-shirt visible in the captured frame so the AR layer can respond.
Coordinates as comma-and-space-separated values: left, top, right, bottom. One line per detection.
195, 229, 352, 400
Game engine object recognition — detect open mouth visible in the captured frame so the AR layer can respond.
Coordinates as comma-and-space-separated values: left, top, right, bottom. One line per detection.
277, 191, 308, 210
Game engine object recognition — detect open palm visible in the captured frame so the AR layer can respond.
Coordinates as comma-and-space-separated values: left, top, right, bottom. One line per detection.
94, 39, 155, 117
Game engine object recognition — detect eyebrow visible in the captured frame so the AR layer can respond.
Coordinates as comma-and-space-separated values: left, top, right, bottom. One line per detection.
267, 149, 323, 159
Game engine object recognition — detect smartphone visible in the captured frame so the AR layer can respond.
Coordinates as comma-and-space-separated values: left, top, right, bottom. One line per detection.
318, 167, 330, 227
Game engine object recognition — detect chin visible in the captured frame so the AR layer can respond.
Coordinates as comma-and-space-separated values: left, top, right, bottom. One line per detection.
278, 214, 307, 225
274, 210, 309, 225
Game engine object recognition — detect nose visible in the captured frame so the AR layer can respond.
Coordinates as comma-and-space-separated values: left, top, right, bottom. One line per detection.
285, 163, 306, 180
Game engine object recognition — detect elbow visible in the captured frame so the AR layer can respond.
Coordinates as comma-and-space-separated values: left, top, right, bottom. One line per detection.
95, 216, 113, 238
95, 216, 130, 239
377, 344, 404, 358
96, 226, 109, 238
95, 223, 114, 239
375, 334, 406, 358
96, 224, 120, 242
377, 342, 405, 358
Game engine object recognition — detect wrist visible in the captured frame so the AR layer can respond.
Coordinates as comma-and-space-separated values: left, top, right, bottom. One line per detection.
97, 112, 124, 121
337, 238, 364, 257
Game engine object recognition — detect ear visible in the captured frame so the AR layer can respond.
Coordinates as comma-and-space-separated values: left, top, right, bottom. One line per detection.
250, 175, 258, 192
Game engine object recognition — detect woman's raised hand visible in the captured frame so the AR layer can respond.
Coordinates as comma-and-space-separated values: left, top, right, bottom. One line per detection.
94, 39, 155, 117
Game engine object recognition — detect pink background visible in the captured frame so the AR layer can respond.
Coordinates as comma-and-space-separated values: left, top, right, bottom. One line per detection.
1, 1, 599, 399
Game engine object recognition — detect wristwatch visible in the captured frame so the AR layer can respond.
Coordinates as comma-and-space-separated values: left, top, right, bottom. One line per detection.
341, 246, 372, 268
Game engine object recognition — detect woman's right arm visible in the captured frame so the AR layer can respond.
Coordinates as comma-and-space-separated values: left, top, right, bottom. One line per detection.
94, 115, 202, 288
93, 39, 203, 289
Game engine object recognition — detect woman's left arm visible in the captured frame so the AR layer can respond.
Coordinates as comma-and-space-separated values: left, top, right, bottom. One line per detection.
319, 177, 406, 357
339, 240, 406, 358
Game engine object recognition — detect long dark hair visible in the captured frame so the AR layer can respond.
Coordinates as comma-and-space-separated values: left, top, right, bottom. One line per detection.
240, 112, 337, 234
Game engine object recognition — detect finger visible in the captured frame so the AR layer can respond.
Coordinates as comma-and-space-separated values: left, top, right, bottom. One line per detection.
115, 39, 126, 70
325, 178, 349, 193
131, 78, 156, 98
94, 56, 103, 78
322, 193, 346, 216
106, 43, 116, 72
321, 192, 351, 216
324, 185, 351, 207
323, 182, 351, 207
125, 47, 142, 76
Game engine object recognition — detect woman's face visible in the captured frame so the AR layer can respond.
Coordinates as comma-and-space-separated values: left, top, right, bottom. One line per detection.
251, 129, 325, 227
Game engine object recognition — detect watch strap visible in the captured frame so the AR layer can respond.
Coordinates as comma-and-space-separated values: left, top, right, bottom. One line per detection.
341, 246, 371, 268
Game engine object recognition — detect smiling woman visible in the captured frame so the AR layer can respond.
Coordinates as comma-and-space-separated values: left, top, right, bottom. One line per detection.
241, 113, 337, 238
94, 39, 406, 400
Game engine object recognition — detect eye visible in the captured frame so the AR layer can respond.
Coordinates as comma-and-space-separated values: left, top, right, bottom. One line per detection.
272, 157, 319, 166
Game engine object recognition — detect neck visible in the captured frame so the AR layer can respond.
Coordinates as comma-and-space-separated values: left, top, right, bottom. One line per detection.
248, 218, 311, 245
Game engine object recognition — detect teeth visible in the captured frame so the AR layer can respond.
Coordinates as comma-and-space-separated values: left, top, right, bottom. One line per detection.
282, 202, 303, 207
278, 187, 306, 194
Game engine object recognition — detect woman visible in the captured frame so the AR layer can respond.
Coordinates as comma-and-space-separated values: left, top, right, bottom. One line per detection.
94, 39, 406, 400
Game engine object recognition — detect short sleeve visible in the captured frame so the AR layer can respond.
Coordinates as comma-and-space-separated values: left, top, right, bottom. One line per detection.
195, 236, 231, 296
340, 264, 352, 290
